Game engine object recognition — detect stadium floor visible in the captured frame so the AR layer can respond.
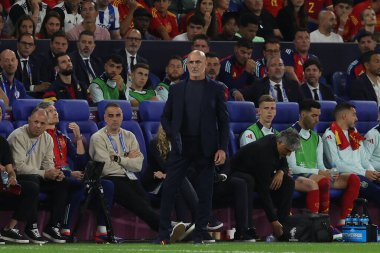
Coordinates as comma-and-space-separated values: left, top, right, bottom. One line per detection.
0, 242, 380, 253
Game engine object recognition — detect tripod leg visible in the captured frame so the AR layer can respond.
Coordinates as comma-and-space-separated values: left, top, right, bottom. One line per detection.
97, 185, 119, 243
70, 186, 93, 242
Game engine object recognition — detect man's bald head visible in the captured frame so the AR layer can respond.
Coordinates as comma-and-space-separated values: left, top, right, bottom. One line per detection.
187, 50, 206, 80
0, 49, 18, 76
125, 29, 142, 55
318, 10, 337, 34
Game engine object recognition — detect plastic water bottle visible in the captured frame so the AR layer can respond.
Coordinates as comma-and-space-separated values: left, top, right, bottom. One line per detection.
345, 214, 353, 226
361, 214, 369, 226
352, 214, 360, 226
1, 171, 8, 185
266, 234, 275, 243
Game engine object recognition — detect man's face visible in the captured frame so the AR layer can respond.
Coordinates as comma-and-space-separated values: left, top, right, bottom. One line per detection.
125, 30, 142, 55
263, 43, 281, 62
362, 8, 377, 26
334, 3, 352, 18
206, 56, 220, 80
45, 17, 61, 36
267, 57, 285, 81
28, 110, 48, 137
104, 59, 123, 78
223, 18, 238, 37
131, 67, 149, 88
104, 106, 123, 132
166, 59, 183, 81
301, 108, 321, 130
0, 51, 18, 75
81, 2, 98, 22
154, 0, 171, 13
187, 51, 206, 80
67, 0, 81, 9
304, 64, 322, 86
133, 16, 151, 34
258, 101, 276, 125
323, 11, 337, 33
277, 142, 294, 157
45, 105, 59, 125
366, 54, 380, 76
77, 34, 95, 57
187, 23, 204, 41
342, 108, 358, 129
234, 46, 252, 66
217, 0, 230, 10
192, 39, 209, 53
239, 23, 258, 41
358, 35, 377, 53
56, 54, 73, 75
17, 35, 36, 58
244, 0, 263, 13
294, 31, 310, 53
51, 36, 68, 55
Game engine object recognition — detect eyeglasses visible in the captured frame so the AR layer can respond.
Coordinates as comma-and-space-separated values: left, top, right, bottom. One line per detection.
126, 37, 142, 41
19, 41, 35, 47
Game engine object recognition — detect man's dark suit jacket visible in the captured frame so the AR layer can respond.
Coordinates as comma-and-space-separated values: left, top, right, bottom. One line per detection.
161, 77, 229, 157
69, 50, 103, 89
300, 83, 335, 101
350, 73, 378, 103
14, 52, 43, 91
242, 77, 304, 106
118, 48, 148, 80
230, 134, 290, 222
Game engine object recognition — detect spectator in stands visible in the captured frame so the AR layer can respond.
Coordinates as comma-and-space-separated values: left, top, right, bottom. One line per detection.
43, 53, 89, 102
234, 12, 264, 42
352, 0, 380, 38
89, 54, 128, 104
89, 102, 186, 241
173, 14, 205, 41
205, 52, 221, 81
7, 107, 68, 243
118, 29, 148, 82
244, 56, 303, 105
133, 7, 158, 40
15, 33, 50, 95
54, 0, 82, 32
240, 0, 282, 39
0, 133, 39, 244
0, 49, 27, 106
333, 0, 356, 42
353, 7, 380, 42
323, 102, 380, 206
365, 122, 380, 172
128, 63, 158, 106
155, 55, 183, 101
347, 32, 377, 83
288, 100, 360, 227
0, 12, 8, 39
310, 10, 343, 43
263, 0, 284, 17
218, 38, 256, 101
12, 15, 36, 38
40, 31, 69, 83
149, 0, 179, 40
67, 0, 110, 41
301, 58, 335, 101
304, 0, 333, 32
37, 10, 63, 39
95, 0, 121, 40
70, 30, 102, 89
283, 28, 318, 84
157, 50, 229, 244
215, 0, 230, 33
350, 50, 380, 105
179, 0, 218, 39
255, 37, 281, 78
240, 94, 277, 147
213, 11, 238, 41
5, 0, 49, 35
276, 0, 307, 41
116, 0, 148, 38
232, 128, 299, 238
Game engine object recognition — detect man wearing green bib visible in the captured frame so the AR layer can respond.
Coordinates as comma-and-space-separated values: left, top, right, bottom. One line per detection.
89, 54, 128, 104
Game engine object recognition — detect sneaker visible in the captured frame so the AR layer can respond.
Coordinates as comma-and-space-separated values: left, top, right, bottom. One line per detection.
207, 220, 223, 231
247, 227, 259, 240
202, 232, 216, 243
234, 231, 256, 242
0, 228, 29, 244
331, 226, 342, 241
178, 223, 195, 241
214, 173, 228, 183
170, 222, 186, 243
94, 232, 125, 243
0, 237, 5, 244
24, 227, 47, 244
43, 226, 66, 243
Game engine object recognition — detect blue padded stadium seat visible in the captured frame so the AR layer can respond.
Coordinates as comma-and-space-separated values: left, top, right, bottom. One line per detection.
0, 100, 13, 138
97, 100, 148, 178
12, 99, 42, 128
55, 99, 98, 146
138, 101, 165, 148
315, 101, 337, 135
349, 100, 378, 135
272, 102, 299, 131
332, 71, 349, 101
227, 101, 256, 155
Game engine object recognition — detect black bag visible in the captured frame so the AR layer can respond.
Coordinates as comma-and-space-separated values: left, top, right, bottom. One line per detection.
280, 213, 333, 242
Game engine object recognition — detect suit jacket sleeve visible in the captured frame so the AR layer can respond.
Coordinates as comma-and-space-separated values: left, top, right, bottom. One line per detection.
350, 77, 366, 100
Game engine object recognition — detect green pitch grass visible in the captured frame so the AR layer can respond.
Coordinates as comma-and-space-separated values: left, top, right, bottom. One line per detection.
1, 242, 380, 253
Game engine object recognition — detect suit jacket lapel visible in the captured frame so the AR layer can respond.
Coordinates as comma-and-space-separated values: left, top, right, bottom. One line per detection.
364, 75, 378, 101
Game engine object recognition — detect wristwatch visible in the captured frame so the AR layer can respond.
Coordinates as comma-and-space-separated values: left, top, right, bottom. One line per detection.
113, 155, 120, 163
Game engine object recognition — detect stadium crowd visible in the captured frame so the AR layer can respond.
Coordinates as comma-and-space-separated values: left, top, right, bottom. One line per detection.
1, 0, 380, 245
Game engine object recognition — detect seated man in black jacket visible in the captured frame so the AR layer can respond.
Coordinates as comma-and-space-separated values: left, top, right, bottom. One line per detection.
231, 128, 300, 238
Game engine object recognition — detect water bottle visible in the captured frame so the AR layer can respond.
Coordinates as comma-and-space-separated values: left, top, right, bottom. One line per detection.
266, 234, 275, 243
361, 214, 369, 226
345, 214, 353, 226
352, 214, 360, 226
1, 171, 9, 186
